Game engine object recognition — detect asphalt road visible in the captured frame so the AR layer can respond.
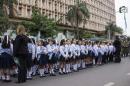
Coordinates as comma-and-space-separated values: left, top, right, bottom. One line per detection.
1, 57, 130, 86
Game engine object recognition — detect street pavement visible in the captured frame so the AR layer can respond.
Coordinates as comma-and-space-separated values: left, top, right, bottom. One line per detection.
1, 57, 130, 86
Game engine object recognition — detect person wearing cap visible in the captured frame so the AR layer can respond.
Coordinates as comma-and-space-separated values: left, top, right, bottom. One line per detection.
13, 25, 29, 83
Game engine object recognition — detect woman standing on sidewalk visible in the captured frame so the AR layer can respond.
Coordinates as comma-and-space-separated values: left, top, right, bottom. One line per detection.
13, 25, 29, 83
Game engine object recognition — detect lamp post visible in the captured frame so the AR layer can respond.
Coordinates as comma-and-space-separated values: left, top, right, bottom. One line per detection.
119, 6, 128, 34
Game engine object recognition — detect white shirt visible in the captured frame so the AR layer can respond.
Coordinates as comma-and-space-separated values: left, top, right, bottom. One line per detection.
60, 45, 67, 58
93, 45, 98, 56
28, 43, 36, 60
80, 45, 87, 55
108, 45, 115, 54
76, 44, 80, 56
71, 44, 78, 56
0, 43, 13, 55
98, 45, 104, 55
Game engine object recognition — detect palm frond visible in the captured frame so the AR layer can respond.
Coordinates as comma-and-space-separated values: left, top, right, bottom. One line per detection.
79, 2, 90, 19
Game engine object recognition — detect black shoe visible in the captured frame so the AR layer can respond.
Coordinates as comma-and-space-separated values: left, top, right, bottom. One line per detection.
2, 79, 6, 82
15, 80, 26, 84
11, 74, 17, 78
45, 72, 49, 74
59, 72, 63, 75
15, 81, 20, 84
40, 75, 46, 78
63, 72, 67, 74
5, 80, 12, 82
50, 74, 56, 76
27, 77, 32, 80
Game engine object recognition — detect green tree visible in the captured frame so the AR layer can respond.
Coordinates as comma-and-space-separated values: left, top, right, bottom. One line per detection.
22, 8, 58, 38
66, 0, 90, 39
80, 32, 95, 38
0, 17, 9, 35
105, 22, 123, 39
115, 26, 123, 34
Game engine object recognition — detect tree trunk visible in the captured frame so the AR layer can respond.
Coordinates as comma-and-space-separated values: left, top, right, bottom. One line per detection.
37, 31, 41, 40
9, 0, 14, 18
76, 13, 79, 39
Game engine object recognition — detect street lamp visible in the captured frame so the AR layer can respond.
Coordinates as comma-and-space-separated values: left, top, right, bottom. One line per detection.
119, 6, 128, 34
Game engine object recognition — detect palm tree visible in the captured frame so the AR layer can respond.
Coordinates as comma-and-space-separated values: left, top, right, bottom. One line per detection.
0, 0, 17, 35
66, 0, 90, 39
0, 0, 17, 17
105, 22, 123, 39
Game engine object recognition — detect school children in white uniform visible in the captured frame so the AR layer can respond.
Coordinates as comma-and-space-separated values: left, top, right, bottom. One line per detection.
32, 41, 41, 76
75, 42, 81, 69
46, 40, 56, 76
66, 40, 73, 73
108, 43, 115, 62
0, 35, 14, 82
59, 40, 68, 74
80, 42, 87, 68
38, 41, 48, 77
71, 40, 79, 71
92, 43, 99, 65
97, 43, 104, 65
27, 39, 36, 79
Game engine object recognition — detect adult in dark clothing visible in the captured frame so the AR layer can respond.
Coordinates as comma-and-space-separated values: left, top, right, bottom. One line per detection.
113, 36, 121, 62
13, 25, 29, 83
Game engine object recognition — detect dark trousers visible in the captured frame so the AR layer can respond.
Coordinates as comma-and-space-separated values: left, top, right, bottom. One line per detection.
17, 54, 28, 83
115, 50, 121, 58
109, 53, 113, 62
102, 53, 107, 63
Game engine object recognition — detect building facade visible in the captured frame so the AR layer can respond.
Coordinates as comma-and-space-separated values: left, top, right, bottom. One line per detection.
14, 0, 116, 34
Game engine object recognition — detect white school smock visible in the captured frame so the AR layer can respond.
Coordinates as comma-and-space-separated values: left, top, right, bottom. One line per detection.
36, 46, 42, 60
28, 43, 36, 60
93, 45, 98, 56
68, 44, 73, 58
64, 44, 69, 58
109, 45, 115, 54
46, 44, 54, 60
100, 45, 105, 55
0, 44, 13, 55
76, 44, 80, 56
85, 45, 89, 54
80, 45, 87, 55
98, 45, 104, 55
70, 44, 78, 56
41, 46, 48, 55
59, 45, 67, 58
88, 45, 93, 51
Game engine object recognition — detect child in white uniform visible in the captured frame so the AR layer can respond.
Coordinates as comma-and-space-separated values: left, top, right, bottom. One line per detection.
0, 35, 14, 82
27, 39, 36, 79
46, 39, 56, 76
59, 39, 68, 74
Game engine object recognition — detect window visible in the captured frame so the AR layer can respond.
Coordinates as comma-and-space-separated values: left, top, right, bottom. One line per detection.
18, 7, 22, 16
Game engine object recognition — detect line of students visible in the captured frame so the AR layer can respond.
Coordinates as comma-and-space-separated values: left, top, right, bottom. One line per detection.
0, 35, 116, 82
22, 38, 116, 78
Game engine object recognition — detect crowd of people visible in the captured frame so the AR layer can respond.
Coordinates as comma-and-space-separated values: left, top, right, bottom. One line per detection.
0, 25, 122, 83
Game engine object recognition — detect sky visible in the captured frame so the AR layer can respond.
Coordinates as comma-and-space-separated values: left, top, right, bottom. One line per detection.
115, 0, 130, 36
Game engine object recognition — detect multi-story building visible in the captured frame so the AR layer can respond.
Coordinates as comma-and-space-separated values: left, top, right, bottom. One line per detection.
12, 0, 116, 38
